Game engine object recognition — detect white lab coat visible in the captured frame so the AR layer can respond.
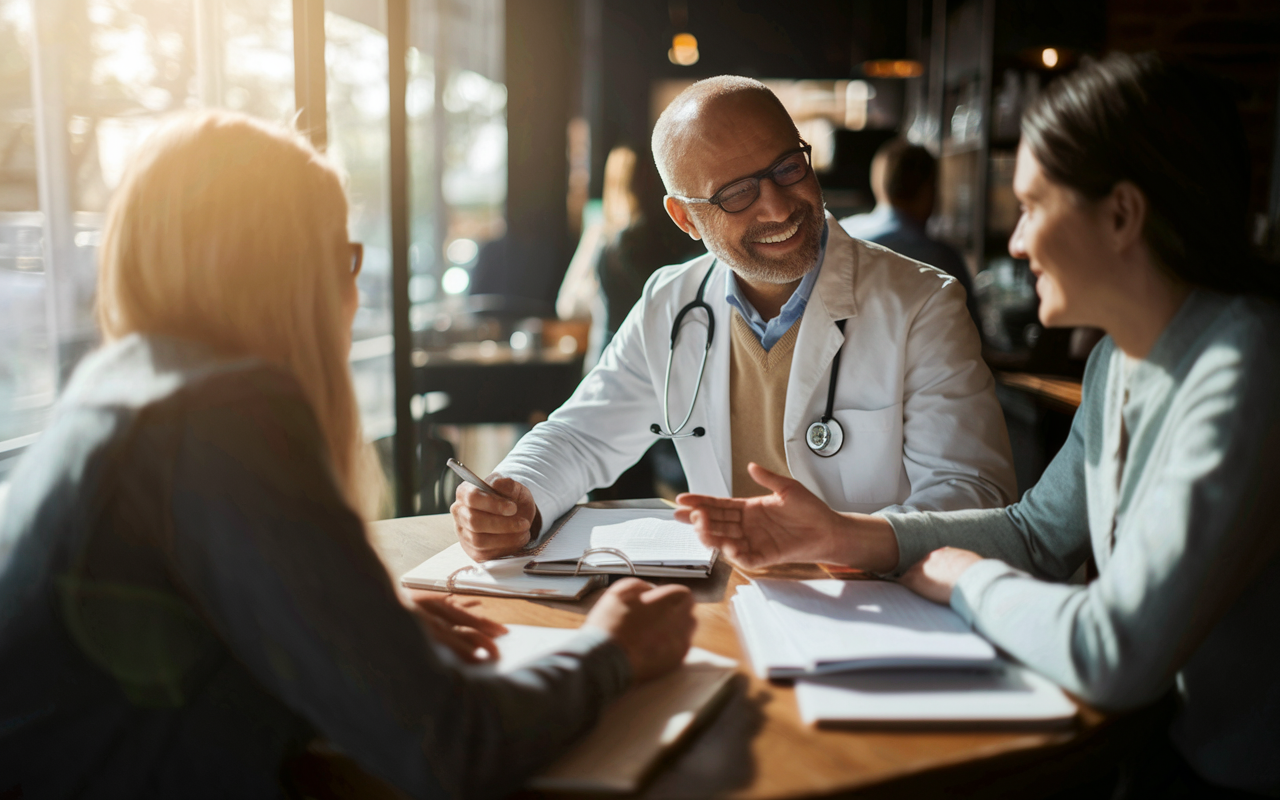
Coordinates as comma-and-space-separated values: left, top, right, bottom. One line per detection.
497, 214, 1016, 532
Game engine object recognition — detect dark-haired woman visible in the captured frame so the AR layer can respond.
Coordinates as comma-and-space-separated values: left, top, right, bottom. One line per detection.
675, 52, 1280, 797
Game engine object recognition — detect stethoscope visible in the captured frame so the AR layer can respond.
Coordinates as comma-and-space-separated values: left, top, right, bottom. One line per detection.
650, 262, 848, 457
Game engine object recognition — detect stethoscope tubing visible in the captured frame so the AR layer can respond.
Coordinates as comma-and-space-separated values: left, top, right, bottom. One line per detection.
654, 264, 718, 439
651, 260, 847, 456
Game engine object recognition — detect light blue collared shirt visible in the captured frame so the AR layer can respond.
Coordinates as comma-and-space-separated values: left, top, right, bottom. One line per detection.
724, 222, 829, 350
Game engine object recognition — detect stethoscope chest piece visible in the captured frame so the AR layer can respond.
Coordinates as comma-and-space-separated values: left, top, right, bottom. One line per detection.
806, 417, 843, 457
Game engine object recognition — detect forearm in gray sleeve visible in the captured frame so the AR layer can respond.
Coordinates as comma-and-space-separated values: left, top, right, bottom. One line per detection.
416, 628, 632, 799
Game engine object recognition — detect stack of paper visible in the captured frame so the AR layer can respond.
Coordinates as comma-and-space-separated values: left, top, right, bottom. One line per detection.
731, 578, 1075, 727
795, 665, 1076, 727
401, 543, 603, 600
524, 508, 718, 578
732, 579, 998, 678
491, 625, 737, 793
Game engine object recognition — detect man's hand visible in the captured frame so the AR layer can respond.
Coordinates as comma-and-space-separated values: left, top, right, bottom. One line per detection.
897, 547, 983, 605
451, 474, 542, 561
407, 591, 508, 663
584, 578, 696, 683
674, 463, 850, 569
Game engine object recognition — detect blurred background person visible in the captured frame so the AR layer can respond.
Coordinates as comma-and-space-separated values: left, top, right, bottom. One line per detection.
591, 144, 705, 499
596, 144, 706, 349
0, 111, 695, 799
840, 139, 979, 327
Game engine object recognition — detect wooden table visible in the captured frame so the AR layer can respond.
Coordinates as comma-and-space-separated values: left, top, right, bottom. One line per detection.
996, 372, 1083, 415
370, 508, 1135, 799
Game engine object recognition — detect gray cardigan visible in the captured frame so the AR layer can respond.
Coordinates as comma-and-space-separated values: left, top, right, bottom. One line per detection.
0, 335, 631, 799
886, 291, 1280, 795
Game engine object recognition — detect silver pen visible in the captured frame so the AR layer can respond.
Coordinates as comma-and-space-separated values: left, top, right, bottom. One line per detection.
446, 458, 504, 497
446, 458, 542, 554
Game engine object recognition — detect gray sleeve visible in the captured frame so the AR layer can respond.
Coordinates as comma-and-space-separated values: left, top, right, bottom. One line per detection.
882, 386, 1093, 579
882, 339, 1109, 577
166, 373, 631, 799
893, 333, 1280, 709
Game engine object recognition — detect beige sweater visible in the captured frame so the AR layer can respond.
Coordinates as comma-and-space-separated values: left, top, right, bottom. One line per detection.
729, 311, 801, 497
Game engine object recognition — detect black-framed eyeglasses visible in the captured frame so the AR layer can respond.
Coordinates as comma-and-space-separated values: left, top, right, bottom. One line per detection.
668, 143, 813, 214
349, 242, 364, 277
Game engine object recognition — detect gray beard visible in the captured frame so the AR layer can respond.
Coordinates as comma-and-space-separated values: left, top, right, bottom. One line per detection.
715, 201, 825, 285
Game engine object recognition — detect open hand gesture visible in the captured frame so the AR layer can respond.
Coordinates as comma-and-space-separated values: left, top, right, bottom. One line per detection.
673, 463, 845, 569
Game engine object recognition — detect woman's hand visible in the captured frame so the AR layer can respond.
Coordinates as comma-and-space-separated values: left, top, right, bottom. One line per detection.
584, 578, 696, 683
897, 547, 983, 605
674, 462, 895, 570
407, 590, 508, 663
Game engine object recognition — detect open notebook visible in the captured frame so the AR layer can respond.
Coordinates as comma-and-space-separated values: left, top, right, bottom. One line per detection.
400, 542, 604, 600
732, 579, 999, 678
523, 507, 718, 578
490, 625, 738, 793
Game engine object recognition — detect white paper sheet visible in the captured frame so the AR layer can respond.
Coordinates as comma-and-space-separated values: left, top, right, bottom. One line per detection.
533, 508, 715, 567
753, 578, 997, 669
795, 664, 1076, 725
493, 624, 737, 672
731, 585, 811, 678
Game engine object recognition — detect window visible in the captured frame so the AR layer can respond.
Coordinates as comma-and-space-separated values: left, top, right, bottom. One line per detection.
325, 5, 395, 450
408, 0, 506, 318
0, 0, 296, 483
0, 0, 507, 516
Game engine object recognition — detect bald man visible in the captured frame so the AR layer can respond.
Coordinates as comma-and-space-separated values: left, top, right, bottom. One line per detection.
452, 77, 1015, 562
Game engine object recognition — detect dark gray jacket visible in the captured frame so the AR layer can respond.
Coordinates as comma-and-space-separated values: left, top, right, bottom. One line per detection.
0, 334, 629, 799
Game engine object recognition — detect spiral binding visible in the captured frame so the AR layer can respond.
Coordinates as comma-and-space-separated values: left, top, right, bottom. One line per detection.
446, 564, 481, 593
573, 547, 637, 577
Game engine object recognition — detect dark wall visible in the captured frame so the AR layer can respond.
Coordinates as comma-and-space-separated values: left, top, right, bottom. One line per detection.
590, 0, 910, 197
1106, 0, 1280, 220
501, 0, 577, 305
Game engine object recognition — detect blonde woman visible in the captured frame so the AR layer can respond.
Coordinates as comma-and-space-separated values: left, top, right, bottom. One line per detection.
0, 111, 694, 799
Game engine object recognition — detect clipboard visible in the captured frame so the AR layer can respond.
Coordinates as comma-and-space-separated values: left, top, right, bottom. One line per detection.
523, 506, 718, 579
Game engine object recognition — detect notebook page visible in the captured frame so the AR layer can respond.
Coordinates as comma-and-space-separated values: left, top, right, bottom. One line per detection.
401, 543, 596, 597
755, 579, 996, 666
535, 508, 715, 566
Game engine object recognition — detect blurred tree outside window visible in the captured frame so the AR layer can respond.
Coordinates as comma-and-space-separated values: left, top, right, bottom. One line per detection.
0, 0, 295, 484
0, 0, 508, 512
408, 0, 505, 324
324, 4, 396, 474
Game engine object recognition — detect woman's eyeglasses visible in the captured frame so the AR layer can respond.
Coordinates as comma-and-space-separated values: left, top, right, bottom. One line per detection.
350, 242, 364, 277
668, 143, 813, 214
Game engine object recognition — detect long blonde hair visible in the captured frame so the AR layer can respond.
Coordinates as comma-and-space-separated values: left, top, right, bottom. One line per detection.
97, 111, 380, 518
601, 145, 639, 237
